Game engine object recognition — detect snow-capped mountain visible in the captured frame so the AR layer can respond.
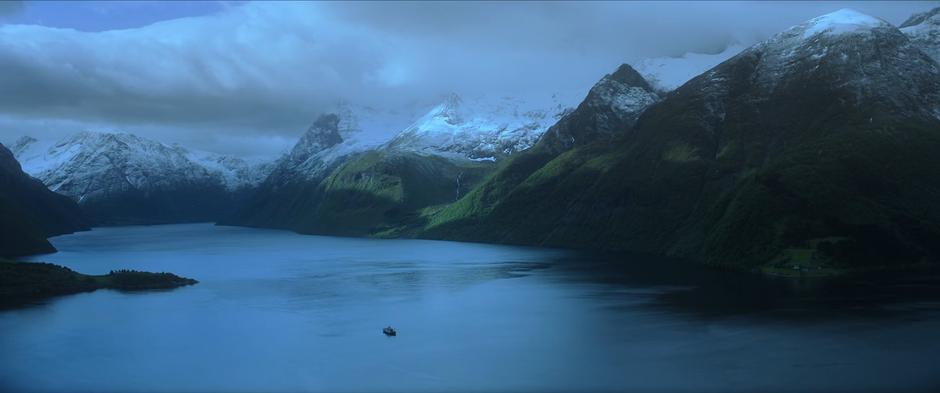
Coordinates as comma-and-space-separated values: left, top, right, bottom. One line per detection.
13, 132, 215, 200
260, 102, 425, 184
651, 8, 940, 130
257, 91, 581, 185
10, 131, 275, 224
267, 113, 348, 183
730, 8, 940, 115
901, 6, 940, 63
633, 44, 746, 91
332, 101, 426, 149
222, 113, 355, 230
384, 92, 579, 160
423, 8, 940, 271
12, 132, 273, 196
536, 64, 661, 153
185, 149, 275, 191
224, 91, 581, 231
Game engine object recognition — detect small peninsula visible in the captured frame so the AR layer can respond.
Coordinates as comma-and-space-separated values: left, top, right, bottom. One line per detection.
0, 260, 198, 308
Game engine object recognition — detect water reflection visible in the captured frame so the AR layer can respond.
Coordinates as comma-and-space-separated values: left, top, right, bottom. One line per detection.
543, 250, 940, 324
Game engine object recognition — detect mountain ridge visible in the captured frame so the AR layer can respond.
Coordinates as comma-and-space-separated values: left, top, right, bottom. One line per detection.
11, 131, 274, 225
419, 8, 940, 273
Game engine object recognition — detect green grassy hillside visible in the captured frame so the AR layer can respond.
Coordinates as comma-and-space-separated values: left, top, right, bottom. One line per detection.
301, 151, 494, 237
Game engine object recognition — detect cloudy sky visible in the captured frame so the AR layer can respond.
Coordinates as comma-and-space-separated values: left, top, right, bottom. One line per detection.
0, 1, 935, 158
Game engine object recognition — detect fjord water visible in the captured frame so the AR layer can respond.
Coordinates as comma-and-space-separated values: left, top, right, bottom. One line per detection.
2, 224, 940, 392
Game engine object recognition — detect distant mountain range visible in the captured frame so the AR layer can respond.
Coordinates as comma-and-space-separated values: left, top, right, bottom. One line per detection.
10, 132, 273, 225
384, 92, 576, 160
5, 7, 940, 275
8, 90, 579, 229
219, 91, 580, 235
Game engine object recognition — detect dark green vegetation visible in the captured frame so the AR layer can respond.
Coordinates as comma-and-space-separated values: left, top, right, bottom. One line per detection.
423, 64, 660, 240
300, 150, 494, 237
0, 144, 89, 257
0, 260, 198, 308
230, 150, 494, 237
422, 25, 940, 274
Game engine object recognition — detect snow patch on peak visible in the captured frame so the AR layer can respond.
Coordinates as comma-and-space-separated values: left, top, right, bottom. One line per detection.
800, 9, 889, 39
733, 8, 915, 94
585, 64, 660, 115
328, 101, 425, 149
437, 93, 464, 125
901, 7, 940, 29
901, 7, 940, 63
268, 101, 428, 182
12, 136, 36, 151
12, 131, 274, 197
634, 44, 746, 91
384, 91, 581, 160
415, 93, 464, 128
588, 79, 658, 115
186, 149, 274, 191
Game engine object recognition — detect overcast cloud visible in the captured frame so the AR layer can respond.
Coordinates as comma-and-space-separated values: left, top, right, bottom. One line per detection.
0, 1, 935, 158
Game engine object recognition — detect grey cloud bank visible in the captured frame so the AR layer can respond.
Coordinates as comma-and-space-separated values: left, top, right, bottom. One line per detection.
0, 1, 934, 158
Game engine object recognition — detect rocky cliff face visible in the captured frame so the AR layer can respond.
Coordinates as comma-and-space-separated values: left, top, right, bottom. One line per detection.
901, 6, 940, 63
222, 114, 351, 230
535, 64, 661, 154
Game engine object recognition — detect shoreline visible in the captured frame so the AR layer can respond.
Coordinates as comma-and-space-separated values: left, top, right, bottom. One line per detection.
0, 260, 198, 309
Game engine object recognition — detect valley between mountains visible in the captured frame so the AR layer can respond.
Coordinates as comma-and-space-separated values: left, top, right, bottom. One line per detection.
4, 7, 940, 276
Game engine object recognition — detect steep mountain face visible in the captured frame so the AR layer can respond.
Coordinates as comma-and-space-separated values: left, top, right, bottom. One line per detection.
384, 92, 576, 160
12, 132, 272, 225
224, 111, 498, 235
225, 91, 580, 235
300, 75, 644, 237
901, 6, 940, 63
331, 101, 427, 149
294, 150, 493, 237
424, 9, 940, 272
222, 114, 351, 229
535, 64, 661, 154
0, 144, 89, 257
421, 64, 661, 237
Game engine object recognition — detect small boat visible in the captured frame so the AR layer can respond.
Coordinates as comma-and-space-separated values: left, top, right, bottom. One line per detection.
383, 326, 397, 336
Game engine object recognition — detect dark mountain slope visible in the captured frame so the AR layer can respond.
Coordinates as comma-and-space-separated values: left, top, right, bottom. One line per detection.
297, 150, 493, 237
222, 114, 348, 230
0, 144, 89, 257
9, 132, 267, 226
423, 10, 940, 272
422, 64, 661, 237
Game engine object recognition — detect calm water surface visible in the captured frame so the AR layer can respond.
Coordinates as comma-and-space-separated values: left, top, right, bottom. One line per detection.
2, 223, 940, 392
